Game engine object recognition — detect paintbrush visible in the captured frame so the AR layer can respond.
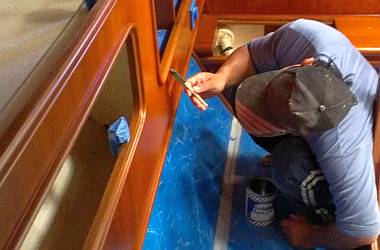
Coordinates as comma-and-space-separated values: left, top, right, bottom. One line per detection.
169, 69, 208, 108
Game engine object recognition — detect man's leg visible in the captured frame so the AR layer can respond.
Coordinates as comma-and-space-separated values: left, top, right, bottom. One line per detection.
270, 136, 335, 224
222, 87, 334, 223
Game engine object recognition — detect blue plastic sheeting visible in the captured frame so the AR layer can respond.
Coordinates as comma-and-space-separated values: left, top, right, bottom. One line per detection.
143, 56, 301, 249
174, 0, 180, 9
157, 29, 169, 55
229, 130, 326, 250
227, 130, 293, 250
189, 0, 199, 30
144, 58, 232, 250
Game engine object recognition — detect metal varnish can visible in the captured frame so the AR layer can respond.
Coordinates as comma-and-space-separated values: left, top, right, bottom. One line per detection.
245, 177, 276, 227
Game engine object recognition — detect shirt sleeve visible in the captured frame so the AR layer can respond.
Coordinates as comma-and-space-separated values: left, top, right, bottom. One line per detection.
245, 32, 279, 73
245, 20, 317, 73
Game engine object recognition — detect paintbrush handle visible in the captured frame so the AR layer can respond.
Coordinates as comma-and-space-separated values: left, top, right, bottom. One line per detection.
184, 82, 208, 107
170, 68, 208, 107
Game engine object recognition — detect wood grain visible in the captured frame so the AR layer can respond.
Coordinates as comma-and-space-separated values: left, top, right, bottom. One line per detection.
335, 16, 380, 56
155, 0, 176, 29
204, 0, 380, 15
0, 0, 204, 248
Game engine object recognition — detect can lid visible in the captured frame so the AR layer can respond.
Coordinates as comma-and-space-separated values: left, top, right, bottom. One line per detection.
247, 177, 276, 196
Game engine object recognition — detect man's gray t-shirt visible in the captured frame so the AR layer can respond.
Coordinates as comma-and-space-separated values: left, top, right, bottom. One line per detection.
246, 19, 380, 237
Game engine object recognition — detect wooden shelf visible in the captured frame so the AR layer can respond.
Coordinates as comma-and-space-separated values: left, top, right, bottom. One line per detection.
335, 16, 380, 68
195, 14, 380, 71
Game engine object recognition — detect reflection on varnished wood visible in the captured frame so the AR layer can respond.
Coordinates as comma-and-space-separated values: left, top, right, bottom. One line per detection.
22, 118, 114, 250
21, 42, 134, 250
0, 0, 87, 139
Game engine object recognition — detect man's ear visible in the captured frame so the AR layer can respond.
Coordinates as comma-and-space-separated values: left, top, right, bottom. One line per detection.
301, 58, 315, 66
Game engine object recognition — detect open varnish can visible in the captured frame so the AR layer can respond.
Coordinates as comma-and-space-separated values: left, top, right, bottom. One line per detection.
245, 177, 277, 227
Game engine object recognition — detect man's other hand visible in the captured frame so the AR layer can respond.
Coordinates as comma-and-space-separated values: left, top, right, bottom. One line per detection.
281, 214, 317, 249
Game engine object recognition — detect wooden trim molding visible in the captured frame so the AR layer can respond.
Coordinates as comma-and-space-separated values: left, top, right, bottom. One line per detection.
0, 0, 122, 247
82, 26, 145, 250
159, 0, 193, 83
203, 0, 380, 15
335, 16, 380, 64
155, 0, 176, 29
0, 0, 206, 248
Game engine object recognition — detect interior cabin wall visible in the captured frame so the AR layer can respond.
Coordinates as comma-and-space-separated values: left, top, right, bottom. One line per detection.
0, 0, 204, 248
0, 0, 87, 140
213, 24, 265, 57
203, 0, 380, 15
20, 44, 134, 250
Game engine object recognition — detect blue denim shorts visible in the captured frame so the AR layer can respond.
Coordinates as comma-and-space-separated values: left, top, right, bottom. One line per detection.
222, 86, 335, 224
271, 136, 335, 224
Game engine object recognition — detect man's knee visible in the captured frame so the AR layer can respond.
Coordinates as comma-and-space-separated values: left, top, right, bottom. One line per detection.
270, 136, 334, 216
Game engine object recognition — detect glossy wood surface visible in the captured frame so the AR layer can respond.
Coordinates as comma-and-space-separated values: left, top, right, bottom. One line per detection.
155, 0, 176, 29
0, 0, 203, 248
204, 0, 380, 14
103, 0, 204, 248
1, 1, 378, 249
194, 14, 218, 57
0, 0, 138, 247
159, 0, 193, 83
194, 14, 335, 67
195, 14, 380, 71
335, 16, 380, 53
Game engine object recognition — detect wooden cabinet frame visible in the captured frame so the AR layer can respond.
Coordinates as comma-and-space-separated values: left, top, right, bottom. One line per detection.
0, 0, 204, 248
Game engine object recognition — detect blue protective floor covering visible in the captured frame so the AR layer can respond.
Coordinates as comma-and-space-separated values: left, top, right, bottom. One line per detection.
228, 130, 293, 250
143, 58, 299, 249
144, 59, 231, 250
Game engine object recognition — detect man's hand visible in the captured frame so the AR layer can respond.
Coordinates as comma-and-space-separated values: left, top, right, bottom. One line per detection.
184, 46, 255, 111
282, 214, 378, 249
184, 72, 227, 110
281, 214, 317, 249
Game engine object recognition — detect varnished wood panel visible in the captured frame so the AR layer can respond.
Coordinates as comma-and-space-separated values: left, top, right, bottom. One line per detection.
159, 0, 194, 83
373, 71, 380, 204
0, 0, 203, 249
204, 0, 380, 15
194, 15, 218, 57
0, 0, 138, 248
166, 0, 205, 104
103, 0, 205, 249
155, 0, 176, 29
194, 14, 334, 72
195, 14, 380, 71
335, 16, 380, 57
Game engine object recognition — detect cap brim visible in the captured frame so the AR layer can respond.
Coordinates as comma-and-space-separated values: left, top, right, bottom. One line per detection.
236, 70, 282, 126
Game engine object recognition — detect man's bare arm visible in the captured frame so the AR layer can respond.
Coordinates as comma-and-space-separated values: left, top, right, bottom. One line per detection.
184, 45, 255, 110
216, 45, 256, 88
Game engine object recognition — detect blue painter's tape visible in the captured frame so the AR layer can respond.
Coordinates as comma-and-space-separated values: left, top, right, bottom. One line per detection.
108, 117, 130, 155
173, 0, 180, 9
157, 29, 169, 55
189, 0, 199, 30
